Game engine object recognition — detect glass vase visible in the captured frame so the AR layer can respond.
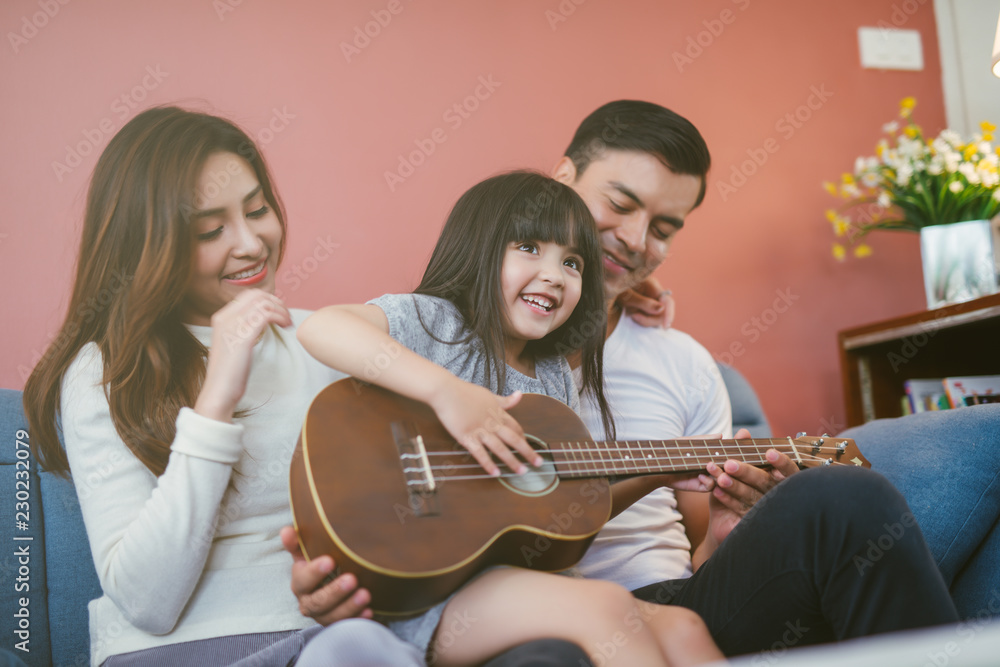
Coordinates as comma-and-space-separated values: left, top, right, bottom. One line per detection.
920, 218, 1000, 310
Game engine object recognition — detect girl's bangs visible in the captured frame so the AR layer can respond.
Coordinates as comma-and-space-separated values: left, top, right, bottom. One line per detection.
510, 189, 593, 251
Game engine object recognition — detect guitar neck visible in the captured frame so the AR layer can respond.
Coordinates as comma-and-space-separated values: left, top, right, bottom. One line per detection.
549, 438, 804, 478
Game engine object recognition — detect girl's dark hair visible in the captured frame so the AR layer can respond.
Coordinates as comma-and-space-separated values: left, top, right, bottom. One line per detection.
416, 170, 615, 439
24, 106, 286, 475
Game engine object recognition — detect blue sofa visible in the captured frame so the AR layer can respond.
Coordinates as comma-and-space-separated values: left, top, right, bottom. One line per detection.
2, 369, 996, 665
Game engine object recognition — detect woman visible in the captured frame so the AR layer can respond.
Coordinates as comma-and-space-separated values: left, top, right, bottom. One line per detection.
23, 106, 588, 667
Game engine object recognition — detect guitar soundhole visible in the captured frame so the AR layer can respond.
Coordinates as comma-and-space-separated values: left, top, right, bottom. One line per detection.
499, 434, 559, 497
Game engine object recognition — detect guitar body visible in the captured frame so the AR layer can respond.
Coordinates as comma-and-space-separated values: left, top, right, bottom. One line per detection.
290, 379, 612, 615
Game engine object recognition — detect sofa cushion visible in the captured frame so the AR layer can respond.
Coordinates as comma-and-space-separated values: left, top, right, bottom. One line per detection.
839, 404, 1000, 618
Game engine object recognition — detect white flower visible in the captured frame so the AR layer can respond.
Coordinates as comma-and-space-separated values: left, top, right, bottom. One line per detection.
949, 181, 964, 193
883, 121, 899, 133
940, 130, 963, 147
896, 164, 914, 187
878, 192, 891, 209
958, 162, 980, 184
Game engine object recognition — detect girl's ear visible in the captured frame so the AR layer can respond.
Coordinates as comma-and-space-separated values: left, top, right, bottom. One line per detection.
551, 156, 577, 185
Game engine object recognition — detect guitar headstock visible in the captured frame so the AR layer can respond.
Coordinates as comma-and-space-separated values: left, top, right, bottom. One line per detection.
789, 435, 870, 469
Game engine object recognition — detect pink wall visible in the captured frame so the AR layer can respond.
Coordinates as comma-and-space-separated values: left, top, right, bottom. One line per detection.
0, 0, 947, 437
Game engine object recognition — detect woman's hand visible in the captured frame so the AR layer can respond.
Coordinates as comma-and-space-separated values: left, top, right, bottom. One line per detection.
195, 289, 291, 422
428, 379, 543, 477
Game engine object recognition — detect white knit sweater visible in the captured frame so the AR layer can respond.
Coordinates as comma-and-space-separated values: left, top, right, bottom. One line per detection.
61, 310, 342, 666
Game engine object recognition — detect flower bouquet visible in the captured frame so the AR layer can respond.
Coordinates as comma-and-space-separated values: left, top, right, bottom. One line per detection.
824, 97, 1000, 308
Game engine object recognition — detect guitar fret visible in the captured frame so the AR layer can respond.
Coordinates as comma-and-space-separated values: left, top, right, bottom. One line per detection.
566, 437, 582, 478
595, 440, 611, 477
613, 440, 626, 476
551, 435, 855, 481
641, 440, 654, 474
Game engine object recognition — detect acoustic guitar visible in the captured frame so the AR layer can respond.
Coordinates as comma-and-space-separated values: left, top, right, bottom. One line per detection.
289, 378, 869, 615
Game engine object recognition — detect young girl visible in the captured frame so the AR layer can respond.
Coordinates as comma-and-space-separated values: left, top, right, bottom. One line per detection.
22, 106, 435, 667
297, 171, 724, 666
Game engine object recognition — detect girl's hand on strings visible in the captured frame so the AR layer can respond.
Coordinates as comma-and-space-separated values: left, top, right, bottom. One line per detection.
430, 380, 543, 477
195, 289, 292, 422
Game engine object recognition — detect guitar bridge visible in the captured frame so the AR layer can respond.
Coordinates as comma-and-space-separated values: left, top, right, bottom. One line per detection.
392, 421, 440, 517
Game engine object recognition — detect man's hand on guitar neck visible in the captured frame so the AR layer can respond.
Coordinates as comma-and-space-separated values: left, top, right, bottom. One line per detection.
691, 439, 800, 570
280, 526, 374, 625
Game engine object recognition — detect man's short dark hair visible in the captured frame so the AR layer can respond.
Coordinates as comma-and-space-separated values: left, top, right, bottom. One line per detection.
564, 100, 712, 208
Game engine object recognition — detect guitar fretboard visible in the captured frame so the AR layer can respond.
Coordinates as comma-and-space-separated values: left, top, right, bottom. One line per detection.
548, 438, 803, 478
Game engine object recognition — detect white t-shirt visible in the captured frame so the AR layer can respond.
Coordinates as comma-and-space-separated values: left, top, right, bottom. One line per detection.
62, 310, 343, 666
574, 315, 732, 590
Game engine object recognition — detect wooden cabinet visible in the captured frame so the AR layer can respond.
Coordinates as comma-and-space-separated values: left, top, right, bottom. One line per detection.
838, 293, 1000, 427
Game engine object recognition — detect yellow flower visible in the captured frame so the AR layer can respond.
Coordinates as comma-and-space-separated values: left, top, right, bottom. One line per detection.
841, 173, 855, 185
903, 125, 920, 139
964, 144, 978, 161
825, 209, 838, 222
900, 96, 916, 118
985, 134, 994, 142
853, 244, 873, 258
833, 219, 849, 237
981, 121, 997, 133
832, 243, 846, 261
823, 182, 838, 196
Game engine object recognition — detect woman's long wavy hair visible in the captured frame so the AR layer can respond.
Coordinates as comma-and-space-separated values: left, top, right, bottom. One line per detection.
416, 170, 615, 439
24, 106, 287, 475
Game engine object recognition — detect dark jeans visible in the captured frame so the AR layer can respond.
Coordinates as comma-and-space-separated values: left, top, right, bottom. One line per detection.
483, 640, 591, 667
632, 466, 958, 657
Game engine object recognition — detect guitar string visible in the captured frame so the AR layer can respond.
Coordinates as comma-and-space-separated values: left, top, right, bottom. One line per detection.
405, 449, 856, 482
418, 441, 849, 456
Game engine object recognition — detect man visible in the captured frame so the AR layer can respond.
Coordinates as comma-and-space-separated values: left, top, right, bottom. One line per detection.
550, 100, 961, 657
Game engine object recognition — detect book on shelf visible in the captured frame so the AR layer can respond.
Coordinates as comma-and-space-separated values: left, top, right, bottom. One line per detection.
903, 378, 947, 413
942, 376, 1000, 408
903, 376, 1000, 412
